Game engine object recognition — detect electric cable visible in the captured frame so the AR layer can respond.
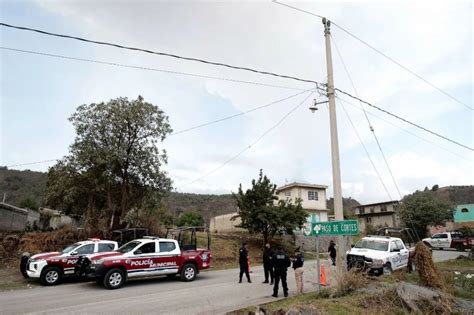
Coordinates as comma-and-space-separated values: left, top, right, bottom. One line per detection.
272, 1, 473, 111
177, 91, 314, 189
0, 46, 308, 91
0, 22, 323, 88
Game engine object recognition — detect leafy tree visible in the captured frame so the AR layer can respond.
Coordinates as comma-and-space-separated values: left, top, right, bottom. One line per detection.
18, 196, 38, 210
399, 191, 453, 238
176, 211, 204, 227
45, 96, 172, 230
232, 170, 307, 244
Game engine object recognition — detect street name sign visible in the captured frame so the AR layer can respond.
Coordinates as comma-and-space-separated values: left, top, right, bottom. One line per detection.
304, 219, 359, 236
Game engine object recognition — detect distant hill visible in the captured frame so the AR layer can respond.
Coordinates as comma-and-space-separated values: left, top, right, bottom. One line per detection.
1, 167, 471, 224
0, 167, 47, 207
0, 167, 237, 223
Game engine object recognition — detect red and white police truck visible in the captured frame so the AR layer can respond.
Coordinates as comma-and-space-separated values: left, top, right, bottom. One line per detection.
79, 235, 212, 289
20, 238, 118, 285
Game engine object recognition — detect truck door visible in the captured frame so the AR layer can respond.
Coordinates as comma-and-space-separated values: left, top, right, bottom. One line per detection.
438, 233, 450, 248
154, 241, 180, 275
128, 241, 157, 278
395, 240, 409, 268
388, 241, 401, 269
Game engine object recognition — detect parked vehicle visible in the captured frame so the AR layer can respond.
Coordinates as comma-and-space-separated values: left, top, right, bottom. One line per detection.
423, 231, 474, 251
346, 235, 411, 276
20, 238, 118, 285
375, 227, 418, 272
422, 231, 462, 249
78, 227, 212, 289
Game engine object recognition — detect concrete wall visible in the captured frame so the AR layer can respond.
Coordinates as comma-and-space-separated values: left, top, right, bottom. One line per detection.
210, 212, 246, 233
27, 210, 40, 227
454, 204, 474, 222
0, 203, 28, 231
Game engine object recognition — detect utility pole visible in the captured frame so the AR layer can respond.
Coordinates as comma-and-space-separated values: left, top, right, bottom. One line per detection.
323, 18, 345, 274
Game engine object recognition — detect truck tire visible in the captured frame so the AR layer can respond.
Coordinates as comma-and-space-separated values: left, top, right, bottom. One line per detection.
180, 263, 197, 282
383, 263, 393, 276
20, 255, 30, 278
455, 244, 465, 252
40, 266, 63, 286
103, 268, 125, 289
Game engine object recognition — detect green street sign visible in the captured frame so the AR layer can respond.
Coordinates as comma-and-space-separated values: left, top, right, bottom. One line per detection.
306, 220, 359, 236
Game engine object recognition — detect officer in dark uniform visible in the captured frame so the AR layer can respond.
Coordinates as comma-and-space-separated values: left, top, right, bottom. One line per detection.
271, 245, 291, 297
238, 242, 251, 283
262, 243, 274, 284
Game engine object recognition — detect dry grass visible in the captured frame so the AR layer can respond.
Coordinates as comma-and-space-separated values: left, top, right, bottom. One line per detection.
332, 269, 369, 297
415, 242, 445, 290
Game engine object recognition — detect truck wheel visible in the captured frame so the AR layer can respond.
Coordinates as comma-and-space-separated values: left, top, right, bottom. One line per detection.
383, 263, 392, 276
455, 244, 465, 252
20, 255, 30, 278
40, 266, 63, 286
103, 268, 125, 289
181, 264, 197, 282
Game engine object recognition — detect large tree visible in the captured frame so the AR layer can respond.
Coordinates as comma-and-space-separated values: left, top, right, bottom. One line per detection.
232, 170, 307, 244
45, 96, 172, 230
399, 191, 453, 238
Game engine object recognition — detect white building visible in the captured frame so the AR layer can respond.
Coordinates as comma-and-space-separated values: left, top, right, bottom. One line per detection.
275, 182, 329, 222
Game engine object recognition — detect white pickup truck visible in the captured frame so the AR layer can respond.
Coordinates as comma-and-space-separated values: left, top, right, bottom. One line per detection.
422, 232, 464, 250
346, 236, 412, 276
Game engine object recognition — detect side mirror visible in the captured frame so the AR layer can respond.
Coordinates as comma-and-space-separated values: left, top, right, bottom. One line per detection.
134, 250, 142, 255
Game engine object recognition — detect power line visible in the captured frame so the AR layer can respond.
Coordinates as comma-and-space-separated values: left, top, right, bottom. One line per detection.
335, 89, 473, 151
5, 90, 314, 168
4, 159, 58, 168
337, 96, 471, 162
0, 46, 308, 91
177, 91, 314, 189
171, 89, 314, 136
338, 100, 393, 200
0, 22, 323, 88
272, 1, 473, 111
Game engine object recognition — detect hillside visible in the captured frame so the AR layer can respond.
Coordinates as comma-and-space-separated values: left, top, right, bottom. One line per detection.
0, 167, 47, 207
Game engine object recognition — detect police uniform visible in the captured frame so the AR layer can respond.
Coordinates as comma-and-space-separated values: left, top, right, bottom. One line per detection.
238, 245, 251, 283
272, 249, 291, 297
262, 246, 274, 284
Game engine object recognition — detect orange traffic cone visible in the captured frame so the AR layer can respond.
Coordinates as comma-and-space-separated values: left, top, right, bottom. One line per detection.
320, 264, 327, 286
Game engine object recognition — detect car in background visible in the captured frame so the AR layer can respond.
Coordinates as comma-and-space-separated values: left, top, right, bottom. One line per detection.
423, 231, 474, 251
20, 238, 118, 285
347, 235, 410, 276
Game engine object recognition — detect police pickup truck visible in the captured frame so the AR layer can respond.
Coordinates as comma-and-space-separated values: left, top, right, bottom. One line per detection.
20, 238, 118, 285
346, 236, 411, 276
77, 235, 212, 289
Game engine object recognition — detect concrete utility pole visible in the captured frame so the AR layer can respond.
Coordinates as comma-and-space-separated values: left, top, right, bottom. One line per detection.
323, 18, 345, 274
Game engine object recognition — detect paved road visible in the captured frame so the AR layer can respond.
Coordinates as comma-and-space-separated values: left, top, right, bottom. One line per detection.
0, 251, 467, 315
0, 260, 328, 315
432, 248, 468, 262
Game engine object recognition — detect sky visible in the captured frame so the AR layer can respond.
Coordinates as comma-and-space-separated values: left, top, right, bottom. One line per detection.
0, 0, 472, 205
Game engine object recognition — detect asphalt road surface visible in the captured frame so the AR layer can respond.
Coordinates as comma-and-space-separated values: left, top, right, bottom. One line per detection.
0, 250, 467, 315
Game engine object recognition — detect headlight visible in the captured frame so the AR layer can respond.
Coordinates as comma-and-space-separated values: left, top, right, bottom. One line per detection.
29, 258, 45, 263
92, 259, 104, 264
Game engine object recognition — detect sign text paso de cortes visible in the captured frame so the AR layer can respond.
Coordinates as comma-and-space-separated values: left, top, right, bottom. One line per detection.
304, 220, 359, 236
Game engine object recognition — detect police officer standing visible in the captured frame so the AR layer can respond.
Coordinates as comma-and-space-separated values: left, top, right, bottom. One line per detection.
271, 245, 291, 297
262, 243, 274, 284
238, 242, 251, 283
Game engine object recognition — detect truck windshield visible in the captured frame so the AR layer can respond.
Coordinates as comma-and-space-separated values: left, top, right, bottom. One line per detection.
118, 241, 141, 253
62, 243, 80, 253
355, 239, 389, 251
